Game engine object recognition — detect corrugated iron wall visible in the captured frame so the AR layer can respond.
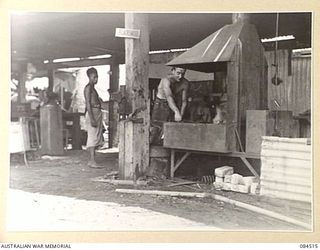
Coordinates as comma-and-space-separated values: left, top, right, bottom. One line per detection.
265, 50, 311, 116
260, 136, 312, 203
291, 56, 312, 116
265, 50, 291, 111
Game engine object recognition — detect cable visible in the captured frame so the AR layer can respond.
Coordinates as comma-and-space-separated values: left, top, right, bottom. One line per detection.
274, 13, 280, 135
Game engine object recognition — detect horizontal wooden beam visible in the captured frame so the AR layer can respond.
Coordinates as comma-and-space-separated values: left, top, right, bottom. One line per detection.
46, 58, 114, 69
171, 149, 260, 159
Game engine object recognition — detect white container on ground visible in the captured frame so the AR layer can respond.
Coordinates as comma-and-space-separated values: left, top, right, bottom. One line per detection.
243, 176, 258, 186
213, 182, 223, 190
215, 176, 224, 183
231, 184, 250, 194
231, 174, 244, 185
222, 182, 232, 191
215, 166, 234, 177
224, 174, 232, 183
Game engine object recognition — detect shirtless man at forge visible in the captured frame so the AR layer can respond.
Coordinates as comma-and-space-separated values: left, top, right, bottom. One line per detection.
150, 67, 189, 145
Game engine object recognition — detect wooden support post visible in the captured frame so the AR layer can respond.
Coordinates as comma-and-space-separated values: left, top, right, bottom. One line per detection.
119, 13, 150, 180
226, 41, 241, 151
71, 114, 81, 150
170, 151, 191, 179
118, 120, 126, 178
109, 55, 120, 148
110, 55, 119, 92
17, 63, 27, 103
170, 149, 175, 178
174, 152, 191, 174
48, 68, 54, 92
240, 156, 259, 178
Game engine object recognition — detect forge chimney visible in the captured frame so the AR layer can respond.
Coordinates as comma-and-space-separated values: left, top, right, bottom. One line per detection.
232, 13, 250, 24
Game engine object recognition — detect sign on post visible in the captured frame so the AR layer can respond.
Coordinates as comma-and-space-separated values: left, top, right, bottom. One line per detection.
115, 28, 140, 39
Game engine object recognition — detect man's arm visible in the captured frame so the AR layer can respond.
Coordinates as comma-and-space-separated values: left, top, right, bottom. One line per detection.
180, 79, 189, 118
162, 78, 182, 121
84, 85, 97, 127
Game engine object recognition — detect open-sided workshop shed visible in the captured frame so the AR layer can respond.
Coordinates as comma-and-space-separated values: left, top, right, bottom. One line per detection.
10, 12, 312, 181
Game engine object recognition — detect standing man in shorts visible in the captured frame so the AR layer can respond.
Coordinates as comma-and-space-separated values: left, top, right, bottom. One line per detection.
84, 67, 104, 168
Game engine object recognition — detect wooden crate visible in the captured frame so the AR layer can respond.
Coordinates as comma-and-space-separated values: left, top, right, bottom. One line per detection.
10, 119, 31, 153
163, 122, 229, 152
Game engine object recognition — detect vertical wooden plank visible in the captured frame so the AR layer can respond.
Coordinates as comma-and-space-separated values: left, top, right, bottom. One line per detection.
17, 63, 27, 103
236, 24, 268, 150
261, 50, 269, 110
285, 50, 293, 111
226, 40, 241, 152
170, 149, 175, 178
71, 114, 81, 150
109, 55, 120, 148
108, 100, 114, 148
265, 51, 273, 110
18, 73, 27, 103
124, 121, 134, 179
121, 13, 150, 179
246, 110, 267, 154
48, 68, 54, 92
118, 120, 125, 179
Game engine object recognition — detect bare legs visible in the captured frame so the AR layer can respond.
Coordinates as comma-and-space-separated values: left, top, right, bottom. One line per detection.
88, 146, 102, 168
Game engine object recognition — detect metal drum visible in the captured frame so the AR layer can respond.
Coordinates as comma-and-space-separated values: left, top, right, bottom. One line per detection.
40, 103, 64, 155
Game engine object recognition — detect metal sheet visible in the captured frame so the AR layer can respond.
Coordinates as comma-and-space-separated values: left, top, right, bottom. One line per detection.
260, 136, 312, 203
166, 22, 244, 72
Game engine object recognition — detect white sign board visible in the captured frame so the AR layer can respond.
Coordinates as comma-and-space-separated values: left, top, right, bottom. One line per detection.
115, 28, 140, 39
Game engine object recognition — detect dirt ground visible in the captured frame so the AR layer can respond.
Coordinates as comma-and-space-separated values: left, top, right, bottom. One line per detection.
7, 189, 217, 231
9, 150, 312, 231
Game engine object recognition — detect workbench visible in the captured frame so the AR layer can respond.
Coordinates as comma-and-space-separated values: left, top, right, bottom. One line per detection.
14, 110, 84, 150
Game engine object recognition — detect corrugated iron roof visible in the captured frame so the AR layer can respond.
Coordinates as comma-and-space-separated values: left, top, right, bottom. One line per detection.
167, 22, 244, 72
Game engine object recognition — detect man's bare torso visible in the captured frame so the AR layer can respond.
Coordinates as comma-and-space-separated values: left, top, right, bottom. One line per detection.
84, 84, 101, 107
157, 76, 188, 100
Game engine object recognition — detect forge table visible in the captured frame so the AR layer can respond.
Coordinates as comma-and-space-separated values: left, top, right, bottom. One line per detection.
163, 122, 260, 178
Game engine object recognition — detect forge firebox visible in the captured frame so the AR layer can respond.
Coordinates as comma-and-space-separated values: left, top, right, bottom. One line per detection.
165, 19, 268, 153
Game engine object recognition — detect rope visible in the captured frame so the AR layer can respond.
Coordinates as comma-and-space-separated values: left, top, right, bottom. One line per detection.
274, 13, 280, 134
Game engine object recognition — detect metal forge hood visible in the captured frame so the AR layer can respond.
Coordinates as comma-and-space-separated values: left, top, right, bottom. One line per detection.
167, 22, 263, 73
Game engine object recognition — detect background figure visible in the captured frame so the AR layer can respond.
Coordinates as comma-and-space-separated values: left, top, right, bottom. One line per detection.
212, 98, 227, 124
84, 67, 104, 168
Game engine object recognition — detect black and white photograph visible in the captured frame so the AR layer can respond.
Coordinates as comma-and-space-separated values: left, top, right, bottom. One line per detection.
5, 10, 314, 235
